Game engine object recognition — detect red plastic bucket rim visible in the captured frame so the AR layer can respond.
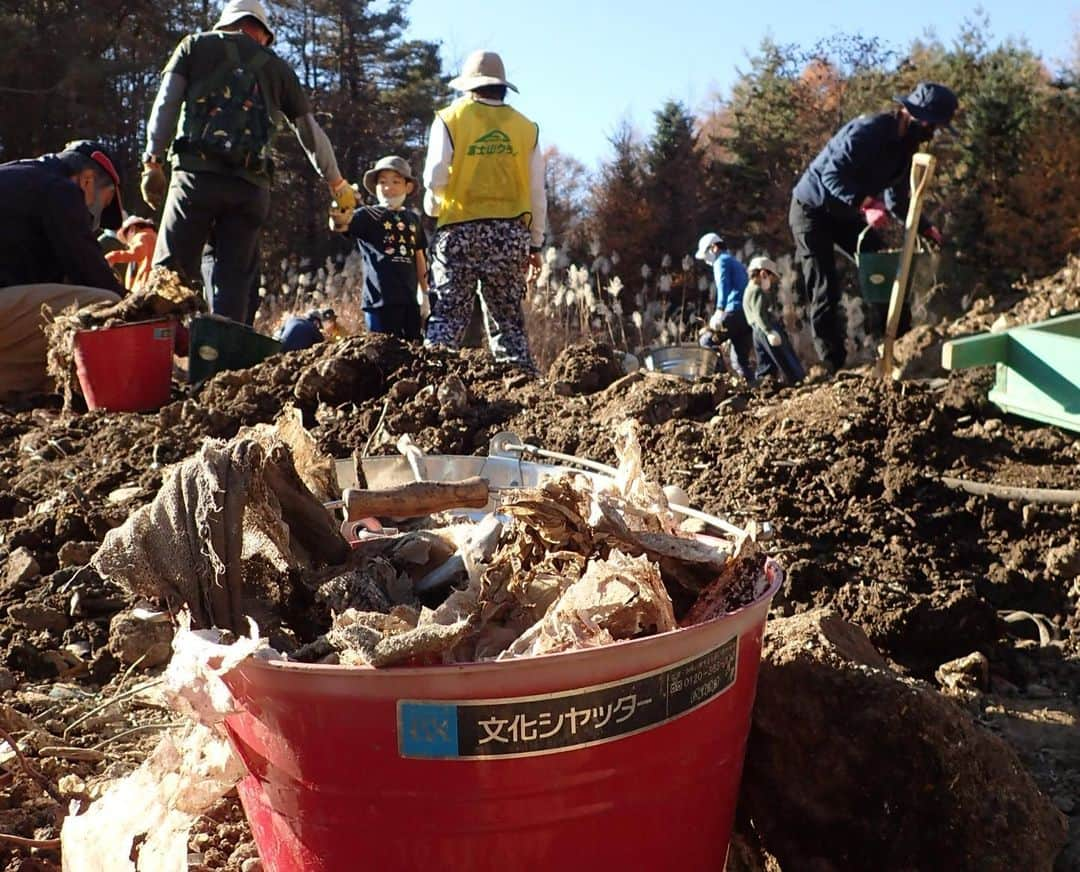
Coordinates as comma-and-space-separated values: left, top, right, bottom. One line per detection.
75, 317, 176, 337
232, 558, 783, 678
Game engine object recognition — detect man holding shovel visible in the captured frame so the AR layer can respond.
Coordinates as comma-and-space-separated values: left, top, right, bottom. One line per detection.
789, 82, 957, 373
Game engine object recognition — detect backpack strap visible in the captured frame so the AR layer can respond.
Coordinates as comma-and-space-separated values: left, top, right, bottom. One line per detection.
187, 36, 272, 103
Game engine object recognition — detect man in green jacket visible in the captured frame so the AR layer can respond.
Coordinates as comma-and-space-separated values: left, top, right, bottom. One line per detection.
140, 0, 356, 324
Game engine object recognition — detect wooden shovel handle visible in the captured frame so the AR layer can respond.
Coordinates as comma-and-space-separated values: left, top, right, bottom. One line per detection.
342, 476, 490, 521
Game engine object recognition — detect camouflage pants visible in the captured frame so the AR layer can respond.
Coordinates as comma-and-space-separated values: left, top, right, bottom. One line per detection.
424, 219, 535, 369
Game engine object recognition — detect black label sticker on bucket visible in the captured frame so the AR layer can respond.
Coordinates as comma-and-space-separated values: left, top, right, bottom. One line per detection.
398, 635, 738, 760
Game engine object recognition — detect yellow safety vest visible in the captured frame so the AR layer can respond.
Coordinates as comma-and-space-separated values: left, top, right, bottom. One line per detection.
435, 98, 538, 229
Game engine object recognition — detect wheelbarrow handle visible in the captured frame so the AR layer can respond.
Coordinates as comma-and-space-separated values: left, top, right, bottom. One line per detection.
334, 476, 491, 521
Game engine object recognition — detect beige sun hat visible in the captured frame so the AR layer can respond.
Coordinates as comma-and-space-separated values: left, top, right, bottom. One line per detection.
117, 214, 154, 243
215, 0, 275, 44
448, 50, 518, 93
748, 255, 778, 275
362, 155, 415, 195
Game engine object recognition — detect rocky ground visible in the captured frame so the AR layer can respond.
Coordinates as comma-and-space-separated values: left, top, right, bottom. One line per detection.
0, 260, 1077, 870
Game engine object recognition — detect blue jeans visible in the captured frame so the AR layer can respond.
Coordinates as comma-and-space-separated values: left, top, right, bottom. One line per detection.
752, 327, 805, 385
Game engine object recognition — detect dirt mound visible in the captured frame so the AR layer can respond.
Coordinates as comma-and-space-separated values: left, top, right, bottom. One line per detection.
736, 609, 1068, 871
895, 254, 1080, 378
547, 340, 625, 396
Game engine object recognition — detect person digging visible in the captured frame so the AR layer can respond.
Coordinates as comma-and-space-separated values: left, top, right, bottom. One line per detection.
0, 139, 125, 400
789, 82, 958, 373
742, 256, 805, 386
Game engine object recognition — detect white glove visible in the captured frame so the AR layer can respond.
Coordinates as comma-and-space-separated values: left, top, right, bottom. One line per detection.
418, 287, 431, 319
767, 331, 783, 347
708, 310, 724, 332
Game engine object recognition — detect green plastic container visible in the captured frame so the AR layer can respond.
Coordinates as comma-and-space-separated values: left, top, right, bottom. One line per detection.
188, 315, 282, 383
855, 228, 925, 304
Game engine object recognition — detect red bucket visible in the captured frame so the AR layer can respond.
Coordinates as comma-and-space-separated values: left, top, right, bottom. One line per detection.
74, 319, 175, 412
223, 566, 781, 871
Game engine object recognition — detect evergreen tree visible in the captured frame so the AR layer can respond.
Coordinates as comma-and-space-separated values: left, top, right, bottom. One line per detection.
642, 100, 700, 265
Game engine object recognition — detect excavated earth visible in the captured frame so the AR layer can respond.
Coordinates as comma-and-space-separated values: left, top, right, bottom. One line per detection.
0, 262, 1078, 869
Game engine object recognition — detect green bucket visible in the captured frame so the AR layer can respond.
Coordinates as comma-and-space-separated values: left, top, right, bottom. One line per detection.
188, 315, 282, 383
855, 227, 925, 304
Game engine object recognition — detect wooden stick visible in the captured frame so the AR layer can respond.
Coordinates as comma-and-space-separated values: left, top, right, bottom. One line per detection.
941, 476, 1080, 505
0, 833, 61, 849
882, 152, 936, 377
339, 477, 491, 522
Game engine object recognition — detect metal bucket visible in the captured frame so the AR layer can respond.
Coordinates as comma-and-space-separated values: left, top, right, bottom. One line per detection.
223, 449, 781, 871
643, 344, 719, 380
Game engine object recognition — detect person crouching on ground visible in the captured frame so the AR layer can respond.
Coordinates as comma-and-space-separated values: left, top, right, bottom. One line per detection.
695, 232, 754, 383
743, 256, 804, 386
0, 139, 125, 401
332, 155, 428, 340
277, 307, 337, 352
422, 50, 547, 370
105, 215, 158, 293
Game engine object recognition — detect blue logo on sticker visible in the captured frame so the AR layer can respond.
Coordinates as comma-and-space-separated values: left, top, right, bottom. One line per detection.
399, 703, 459, 758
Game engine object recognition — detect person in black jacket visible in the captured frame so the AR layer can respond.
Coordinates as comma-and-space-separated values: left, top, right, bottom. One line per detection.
789, 82, 957, 372
0, 140, 126, 400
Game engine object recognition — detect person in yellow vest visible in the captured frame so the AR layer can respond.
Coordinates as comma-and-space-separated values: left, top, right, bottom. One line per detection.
422, 50, 547, 370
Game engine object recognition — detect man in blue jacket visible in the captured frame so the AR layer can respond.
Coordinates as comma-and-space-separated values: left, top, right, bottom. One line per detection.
0, 140, 126, 399
696, 232, 753, 382
789, 82, 957, 372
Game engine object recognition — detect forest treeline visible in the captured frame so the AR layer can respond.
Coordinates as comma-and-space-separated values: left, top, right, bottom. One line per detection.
1, 5, 1076, 297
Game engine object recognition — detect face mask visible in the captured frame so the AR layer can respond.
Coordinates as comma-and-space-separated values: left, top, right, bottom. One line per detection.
904, 119, 935, 146
703, 250, 717, 266
377, 190, 407, 209
87, 185, 111, 232
759, 276, 772, 291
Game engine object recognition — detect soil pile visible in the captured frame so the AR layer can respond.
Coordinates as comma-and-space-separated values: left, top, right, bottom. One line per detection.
895, 254, 1080, 378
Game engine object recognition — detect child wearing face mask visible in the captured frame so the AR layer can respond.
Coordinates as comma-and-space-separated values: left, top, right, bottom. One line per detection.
336, 155, 428, 340
742, 256, 804, 385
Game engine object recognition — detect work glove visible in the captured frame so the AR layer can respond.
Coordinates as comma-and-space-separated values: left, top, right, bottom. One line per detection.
328, 201, 353, 233
708, 310, 724, 332
767, 331, 783, 348
923, 225, 944, 246
330, 178, 358, 212
860, 197, 889, 230
140, 163, 167, 211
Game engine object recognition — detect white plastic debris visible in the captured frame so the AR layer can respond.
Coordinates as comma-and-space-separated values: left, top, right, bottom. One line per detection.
60, 613, 275, 871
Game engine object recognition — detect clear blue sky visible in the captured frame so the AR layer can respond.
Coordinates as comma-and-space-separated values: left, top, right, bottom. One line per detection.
403, 0, 1076, 170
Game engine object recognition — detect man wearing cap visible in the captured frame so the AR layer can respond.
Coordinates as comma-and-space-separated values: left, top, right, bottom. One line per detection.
0, 140, 126, 399
331, 155, 428, 341
695, 232, 754, 382
789, 82, 958, 372
141, 0, 355, 325
422, 50, 547, 369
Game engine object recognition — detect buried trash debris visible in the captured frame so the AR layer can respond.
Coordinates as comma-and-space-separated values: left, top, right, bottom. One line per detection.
90, 418, 775, 665
65, 421, 777, 864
